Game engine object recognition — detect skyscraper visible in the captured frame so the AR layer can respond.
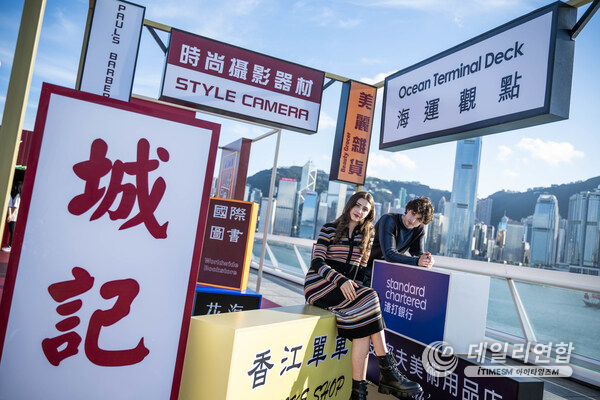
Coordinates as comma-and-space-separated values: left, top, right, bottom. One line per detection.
299, 191, 318, 239
441, 137, 482, 259
476, 198, 493, 226
326, 181, 348, 221
314, 191, 329, 239
398, 187, 407, 210
257, 197, 276, 234
273, 178, 298, 236
529, 193, 559, 266
503, 220, 525, 264
296, 160, 318, 236
472, 221, 488, 259
566, 187, 600, 268
425, 213, 445, 255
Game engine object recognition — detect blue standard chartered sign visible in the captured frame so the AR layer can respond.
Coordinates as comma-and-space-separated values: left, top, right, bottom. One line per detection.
371, 260, 450, 346
380, 2, 576, 151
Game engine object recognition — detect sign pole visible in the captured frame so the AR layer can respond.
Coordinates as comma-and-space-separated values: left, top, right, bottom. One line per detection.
0, 0, 46, 238
256, 129, 281, 293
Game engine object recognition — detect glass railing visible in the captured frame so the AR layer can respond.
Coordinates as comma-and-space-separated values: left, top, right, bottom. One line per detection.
251, 232, 600, 386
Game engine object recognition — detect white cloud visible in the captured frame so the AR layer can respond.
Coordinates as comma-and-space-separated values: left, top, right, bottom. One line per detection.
367, 151, 416, 180
517, 138, 584, 165
497, 145, 512, 161
338, 18, 361, 28
503, 169, 518, 177
361, 71, 396, 86
361, 57, 383, 65
318, 112, 337, 130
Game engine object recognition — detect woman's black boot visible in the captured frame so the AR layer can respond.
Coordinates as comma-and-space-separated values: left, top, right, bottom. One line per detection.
377, 353, 423, 398
350, 379, 368, 400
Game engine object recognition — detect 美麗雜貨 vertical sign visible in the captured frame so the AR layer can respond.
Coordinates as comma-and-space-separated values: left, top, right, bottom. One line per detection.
330, 80, 377, 185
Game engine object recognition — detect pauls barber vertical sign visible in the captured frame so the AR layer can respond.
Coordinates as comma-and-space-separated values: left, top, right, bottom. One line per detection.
78, 0, 145, 101
330, 81, 377, 185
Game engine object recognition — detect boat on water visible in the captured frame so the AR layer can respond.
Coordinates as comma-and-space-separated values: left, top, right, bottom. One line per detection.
583, 292, 600, 308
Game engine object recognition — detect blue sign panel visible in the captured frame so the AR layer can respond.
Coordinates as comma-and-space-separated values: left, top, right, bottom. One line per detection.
371, 260, 450, 345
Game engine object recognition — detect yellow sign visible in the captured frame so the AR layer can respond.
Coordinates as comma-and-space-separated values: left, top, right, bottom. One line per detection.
179, 305, 352, 399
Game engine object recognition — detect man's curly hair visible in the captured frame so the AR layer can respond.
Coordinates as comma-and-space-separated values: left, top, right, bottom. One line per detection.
405, 197, 434, 225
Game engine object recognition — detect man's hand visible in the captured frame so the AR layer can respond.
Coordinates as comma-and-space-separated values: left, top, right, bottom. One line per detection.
340, 280, 359, 301
418, 252, 434, 268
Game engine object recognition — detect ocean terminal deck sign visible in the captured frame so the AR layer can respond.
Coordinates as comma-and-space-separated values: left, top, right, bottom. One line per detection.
161, 29, 325, 134
380, 2, 575, 151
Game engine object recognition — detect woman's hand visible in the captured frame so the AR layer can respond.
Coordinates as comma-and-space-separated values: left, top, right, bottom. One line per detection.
418, 252, 434, 268
340, 280, 359, 301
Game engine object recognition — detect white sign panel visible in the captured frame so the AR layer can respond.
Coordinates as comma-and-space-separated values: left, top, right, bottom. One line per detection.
160, 29, 325, 134
0, 84, 220, 399
380, 3, 575, 151
79, 0, 145, 101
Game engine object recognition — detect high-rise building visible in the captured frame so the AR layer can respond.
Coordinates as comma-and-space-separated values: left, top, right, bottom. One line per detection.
522, 215, 533, 244
398, 188, 407, 210
503, 220, 525, 264
437, 196, 447, 215
249, 188, 262, 204
326, 181, 348, 221
472, 221, 488, 259
257, 197, 276, 234
476, 198, 493, 226
373, 202, 383, 225
425, 213, 445, 255
273, 178, 298, 236
529, 193, 559, 266
299, 191, 318, 239
566, 187, 600, 268
556, 217, 568, 265
295, 161, 318, 236
314, 191, 329, 239
441, 137, 482, 259
299, 160, 317, 198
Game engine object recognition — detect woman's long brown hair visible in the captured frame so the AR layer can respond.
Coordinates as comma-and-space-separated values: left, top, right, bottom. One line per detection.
332, 191, 375, 259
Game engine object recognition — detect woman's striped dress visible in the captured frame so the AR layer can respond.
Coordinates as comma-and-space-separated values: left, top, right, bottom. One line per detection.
304, 222, 385, 339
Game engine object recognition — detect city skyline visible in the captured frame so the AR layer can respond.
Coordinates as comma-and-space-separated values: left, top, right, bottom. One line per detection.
240, 159, 600, 268
0, 1, 599, 199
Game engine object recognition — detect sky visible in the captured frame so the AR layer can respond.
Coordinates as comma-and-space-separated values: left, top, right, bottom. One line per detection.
0, 0, 599, 198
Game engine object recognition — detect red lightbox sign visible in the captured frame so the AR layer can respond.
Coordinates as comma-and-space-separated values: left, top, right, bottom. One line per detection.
160, 29, 325, 134
0, 84, 220, 399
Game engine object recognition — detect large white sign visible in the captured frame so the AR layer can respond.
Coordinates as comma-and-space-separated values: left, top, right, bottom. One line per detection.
79, 0, 145, 101
0, 84, 220, 399
161, 30, 325, 134
380, 3, 575, 151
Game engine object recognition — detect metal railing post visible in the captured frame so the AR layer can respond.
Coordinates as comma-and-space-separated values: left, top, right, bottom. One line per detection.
256, 129, 281, 292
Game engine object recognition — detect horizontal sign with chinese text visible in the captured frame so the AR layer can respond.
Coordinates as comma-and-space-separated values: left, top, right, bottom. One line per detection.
161, 29, 325, 134
380, 2, 575, 151
0, 84, 220, 399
